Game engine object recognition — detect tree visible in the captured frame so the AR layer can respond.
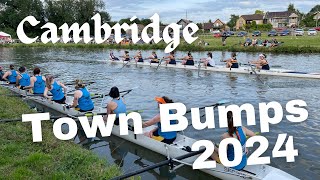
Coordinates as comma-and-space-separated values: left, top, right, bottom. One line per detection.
0, 0, 45, 38
227, 14, 239, 29
288, 3, 296, 12
208, 19, 212, 23
196, 23, 203, 29
255, 10, 264, 15
140, 18, 152, 26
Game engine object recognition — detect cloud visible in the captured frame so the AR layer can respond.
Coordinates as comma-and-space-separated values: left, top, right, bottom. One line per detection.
104, 0, 319, 23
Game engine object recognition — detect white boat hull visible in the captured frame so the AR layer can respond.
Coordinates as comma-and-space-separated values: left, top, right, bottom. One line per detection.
1, 83, 299, 180
106, 59, 320, 79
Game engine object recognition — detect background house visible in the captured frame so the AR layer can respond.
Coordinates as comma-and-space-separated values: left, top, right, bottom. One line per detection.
264, 11, 298, 28
203, 19, 228, 32
236, 14, 264, 30
177, 19, 193, 28
126, 24, 145, 36
314, 11, 320, 27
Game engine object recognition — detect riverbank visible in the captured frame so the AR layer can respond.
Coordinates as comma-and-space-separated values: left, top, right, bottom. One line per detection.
0, 87, 120, 179
1, 33, 320, 54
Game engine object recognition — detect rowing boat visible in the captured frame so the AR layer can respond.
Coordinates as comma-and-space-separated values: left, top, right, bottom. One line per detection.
0, 83, 298, 179
106, 59, 320, 79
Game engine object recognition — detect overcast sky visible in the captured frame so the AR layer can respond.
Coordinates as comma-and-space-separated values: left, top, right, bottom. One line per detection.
104, 0, 319, 23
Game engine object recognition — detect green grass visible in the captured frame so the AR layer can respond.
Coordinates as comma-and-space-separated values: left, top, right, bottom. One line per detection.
1, 32, 320, 53
0, 87, 121, 179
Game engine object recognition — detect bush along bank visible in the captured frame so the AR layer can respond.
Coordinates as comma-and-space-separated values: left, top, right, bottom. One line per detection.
0, 87, 121, 179
1, 42, 320, 54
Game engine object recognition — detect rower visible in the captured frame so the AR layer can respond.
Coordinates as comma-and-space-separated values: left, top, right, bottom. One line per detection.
201, 52, 215, 67
0, 66, 4, 81
110, 51, 119, 61
16, 66, 30, 89
44, 75, 67, 104
103, 86, 127, 125
164, 52, 176, 65
24, 68, 46, 94
181, 52, 195, 66
211, 111, 255, 169
134, 51, 144, 62
249, 54, 270, 70
120, 51, 130, 61
143, 96, 177, 144
223, 52, 239, 68
68, 80, 94, 112
2, 64, 18, 84
148, 51, 159, 63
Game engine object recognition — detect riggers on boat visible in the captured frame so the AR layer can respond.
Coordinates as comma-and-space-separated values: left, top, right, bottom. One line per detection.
107, 59, 320, 79
0, 82, 298, 179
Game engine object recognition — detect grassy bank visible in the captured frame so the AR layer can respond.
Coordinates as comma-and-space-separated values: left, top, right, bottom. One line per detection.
0, 87, 121, 179
1, 33, 320, 53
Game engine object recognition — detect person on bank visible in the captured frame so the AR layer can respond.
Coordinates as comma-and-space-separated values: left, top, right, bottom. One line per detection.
103, 86, 127, 125
164, 51, 176, 65
211, 111, 256, 170
249, 54, 270, 70
16, 66, 30, 89
181, 52, 195, 66
223, 52, 239, 68
68, 80, 94, 112
147, 51, 159, 63
24, 67, 46, 94
44, 75, 67, 104
2, 64, 18, 84
0, 66, 5, 81
143, 96, 177, 144
110, 51, 119, 61
201, 52, 215, 67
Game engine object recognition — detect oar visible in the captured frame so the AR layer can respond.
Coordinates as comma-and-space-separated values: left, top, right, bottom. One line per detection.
240, 63, 282, 68
246, 63, 270, 88
0, 109, 144, 123
91, 86, 138, 100
197, 59, 202, 77
121, 58, 132, 69
156, 58, 164, 70
64, 81, 96, 86
186, 100, 230, 114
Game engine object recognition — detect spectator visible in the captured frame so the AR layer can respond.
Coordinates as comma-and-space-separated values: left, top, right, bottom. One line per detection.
252, 38, 257, 46
244, 36, 252, 46
256, 39, 263, 46
221, 30, 228, 46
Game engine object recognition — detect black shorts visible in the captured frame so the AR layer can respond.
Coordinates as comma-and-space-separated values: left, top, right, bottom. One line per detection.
185, 60, 194, 65
137, 58, 143, 62
20, 86, 25, 90
207, 63, 213, 67
112, 57, 119, 61
231, 63, 239, 68
152, 130, 176, 144
114, 118, 119, 126
262, 64, 270, 70
9, 82, 16, 84
169, 60, 176, 64
151, 60, 159, 63
53, 96, 66, 104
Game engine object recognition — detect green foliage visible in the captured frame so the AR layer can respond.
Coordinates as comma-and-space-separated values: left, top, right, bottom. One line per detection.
0, 87, 121, 179
0, 0, 45, 38
255, 10, 264, 15
288, 3, 296, 12
227, 14, 239, 29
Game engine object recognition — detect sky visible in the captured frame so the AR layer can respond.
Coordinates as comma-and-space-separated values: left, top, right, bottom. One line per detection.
104, 0, 319, 23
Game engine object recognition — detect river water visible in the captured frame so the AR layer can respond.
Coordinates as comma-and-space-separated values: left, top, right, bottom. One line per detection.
0, 47, 319, 180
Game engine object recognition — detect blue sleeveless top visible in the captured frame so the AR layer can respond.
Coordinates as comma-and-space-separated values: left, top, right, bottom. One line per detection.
157, 110, 177, 139
33, 76, 45, 94
78, 88, 94, 111
50, 81, 64, 100
227, 127, 247, 170
19, 73, 30, 86
112, 98, 127, 118
8, 70, 17, 83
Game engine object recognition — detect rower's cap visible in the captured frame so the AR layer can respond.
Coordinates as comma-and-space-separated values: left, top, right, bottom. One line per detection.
155, 97, 166, 104
259, 54, 265, 58
75, 79, 85, 89
0, 66, 2, 70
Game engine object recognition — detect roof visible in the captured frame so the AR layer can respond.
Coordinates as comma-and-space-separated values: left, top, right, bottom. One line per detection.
265, 11, 296, 19
213, 19, 225, 25
203, 23, 214, 30
177, 19, 193, 24
0, 31, 11, 37
241, 14, 263, 21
